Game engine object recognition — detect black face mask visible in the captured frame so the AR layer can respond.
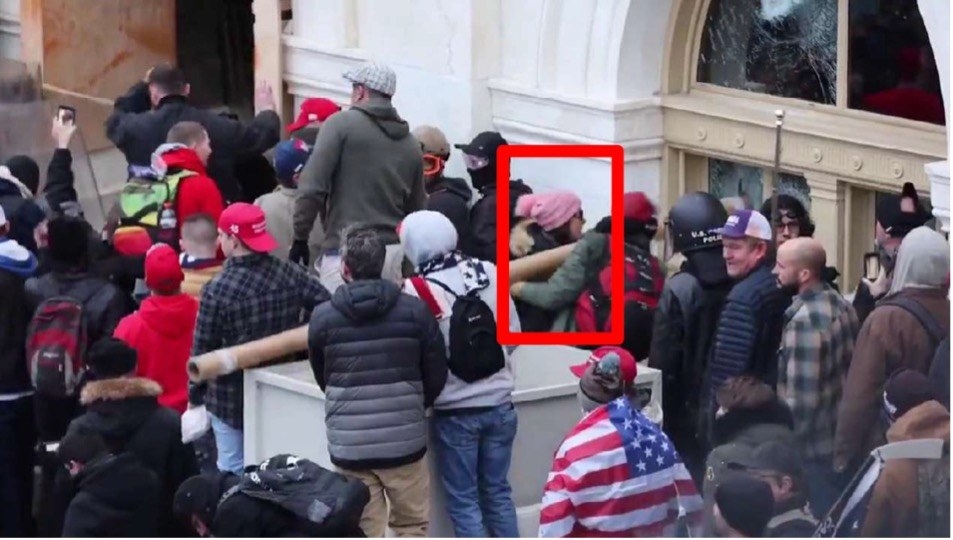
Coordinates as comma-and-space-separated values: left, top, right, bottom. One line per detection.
876, 240, 899, 276
777, 277, 799, 298
468, 166, 496, 192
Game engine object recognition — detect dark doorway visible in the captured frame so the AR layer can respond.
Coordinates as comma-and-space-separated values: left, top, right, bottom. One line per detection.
175, 0, 256, 120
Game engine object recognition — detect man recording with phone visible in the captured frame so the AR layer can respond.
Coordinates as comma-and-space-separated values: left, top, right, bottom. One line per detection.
853, 182, 932, 325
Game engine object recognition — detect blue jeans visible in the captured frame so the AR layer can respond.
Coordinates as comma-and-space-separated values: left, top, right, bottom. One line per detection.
210, 413, 244, 474
433, 403, 519, 537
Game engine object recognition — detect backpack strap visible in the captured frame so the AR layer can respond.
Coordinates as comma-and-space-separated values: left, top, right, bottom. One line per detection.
424, 277, 464, 299
882, 297, 944, 350
409, 276, 444, 318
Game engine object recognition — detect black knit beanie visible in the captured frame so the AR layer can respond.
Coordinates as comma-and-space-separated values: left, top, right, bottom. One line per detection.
48, 216, 90, 267
5, 155, 40, 194
714, 475, 774, 537
87, 338, 138, 379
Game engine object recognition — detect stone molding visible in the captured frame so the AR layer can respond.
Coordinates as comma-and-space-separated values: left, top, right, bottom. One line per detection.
0, 9, 18, 38
488, 79, 664, 162
663, 91, 946, 194
282, 35, 363, 103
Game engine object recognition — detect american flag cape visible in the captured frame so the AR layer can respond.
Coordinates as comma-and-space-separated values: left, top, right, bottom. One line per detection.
539, 397, 703, 537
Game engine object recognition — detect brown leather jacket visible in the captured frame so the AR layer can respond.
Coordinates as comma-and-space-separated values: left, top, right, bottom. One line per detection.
834, 288, 949, 471
860, 401, 950, 537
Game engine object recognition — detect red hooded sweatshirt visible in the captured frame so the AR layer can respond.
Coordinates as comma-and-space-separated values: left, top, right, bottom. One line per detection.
157, 146, 226, 232
113, 293, 199, 413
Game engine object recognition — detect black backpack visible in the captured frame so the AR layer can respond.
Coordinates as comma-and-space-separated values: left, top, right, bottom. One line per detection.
221, 455, 369, 537
409, 276, 506, 383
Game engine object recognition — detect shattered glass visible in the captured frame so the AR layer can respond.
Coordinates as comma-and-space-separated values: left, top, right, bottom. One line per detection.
708, 158, 811, 210
698, 0, 838, 105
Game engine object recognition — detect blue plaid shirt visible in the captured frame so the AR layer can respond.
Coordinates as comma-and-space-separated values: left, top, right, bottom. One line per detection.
191, 253, 329, 429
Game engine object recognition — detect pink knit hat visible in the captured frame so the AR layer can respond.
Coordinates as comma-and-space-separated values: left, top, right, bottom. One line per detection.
514, 191, 583, 231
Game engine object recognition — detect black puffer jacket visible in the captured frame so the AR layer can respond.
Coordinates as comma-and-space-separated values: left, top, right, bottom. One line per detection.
308, 279, 447, 471
464, 179, 533, 261
65, 377, 198, 537
61, 453, 159, 538
649, 248, 732, 479
426, 175, 472, 242
0, 257, 34, 394
707, 262, 790, 396
105, 83, 280, 203
26, 272, 133, 441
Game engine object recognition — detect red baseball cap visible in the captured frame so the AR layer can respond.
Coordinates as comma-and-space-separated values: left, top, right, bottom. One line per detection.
218, 203, 278, 253
145, 243, 184, 293
286, 98, 341, 133
623, 192, 657, 223
569, 346, 638, 384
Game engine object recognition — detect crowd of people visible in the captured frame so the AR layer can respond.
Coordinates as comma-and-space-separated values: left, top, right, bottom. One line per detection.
0, 58, 949, 538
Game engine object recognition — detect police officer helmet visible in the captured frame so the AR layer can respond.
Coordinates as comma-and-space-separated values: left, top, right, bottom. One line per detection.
666, 191, 728, 254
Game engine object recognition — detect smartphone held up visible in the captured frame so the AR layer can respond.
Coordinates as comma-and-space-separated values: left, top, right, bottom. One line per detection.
57, 105, 76, 125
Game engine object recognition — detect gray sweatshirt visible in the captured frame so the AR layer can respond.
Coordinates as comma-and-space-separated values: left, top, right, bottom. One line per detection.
293, 97, 426, 251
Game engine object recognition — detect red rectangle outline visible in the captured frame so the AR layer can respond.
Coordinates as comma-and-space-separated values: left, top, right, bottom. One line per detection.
496, 144, 625, 346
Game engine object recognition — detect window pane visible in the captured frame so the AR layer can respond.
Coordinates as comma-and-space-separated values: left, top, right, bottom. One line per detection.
708, 158, 811, 212
709, 159, 765, 209
848, 1, 945, 125
697, 0, 838, 104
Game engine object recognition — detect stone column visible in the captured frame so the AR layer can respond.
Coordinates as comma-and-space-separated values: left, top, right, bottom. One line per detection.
804, 173, 847, 280
917, 0, 950, 233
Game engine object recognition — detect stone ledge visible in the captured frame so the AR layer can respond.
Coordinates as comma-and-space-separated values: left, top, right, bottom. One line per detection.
494, 118, 663, 163
282, 35, 363, 102
0, 10, 19, 37
488, 78, 663, 143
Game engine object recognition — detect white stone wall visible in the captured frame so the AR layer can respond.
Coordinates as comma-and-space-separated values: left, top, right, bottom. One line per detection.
284, 0, 673, 221
917, 0, 951, 233
0, 0, 20, 61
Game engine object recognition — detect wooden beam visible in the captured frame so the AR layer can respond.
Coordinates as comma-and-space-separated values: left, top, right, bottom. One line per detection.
253, 0, 291, 128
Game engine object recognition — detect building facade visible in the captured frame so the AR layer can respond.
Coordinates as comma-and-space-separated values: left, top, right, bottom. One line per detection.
268, 0, 950, 286
2, 0, 948, 287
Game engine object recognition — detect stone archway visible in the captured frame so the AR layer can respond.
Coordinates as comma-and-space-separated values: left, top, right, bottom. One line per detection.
511, 0, 675, 104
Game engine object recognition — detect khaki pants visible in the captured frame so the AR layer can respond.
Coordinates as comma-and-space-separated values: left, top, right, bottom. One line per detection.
316, 244, 405, 294
338, 459, 429, 538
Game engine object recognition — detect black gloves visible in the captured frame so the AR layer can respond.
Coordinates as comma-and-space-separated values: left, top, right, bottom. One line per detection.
289, 240, 310, 267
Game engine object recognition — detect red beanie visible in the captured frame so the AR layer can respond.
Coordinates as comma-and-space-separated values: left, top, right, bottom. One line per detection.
145, 243, 184, 294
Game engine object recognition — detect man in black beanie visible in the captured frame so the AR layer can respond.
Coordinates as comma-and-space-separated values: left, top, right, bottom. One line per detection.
0, 155, 45, 252
61, 337, 198, 537
59, 429, 159, 537
713, 475, 775, 537
26, 216, 131, 443
853, 182, 931, 324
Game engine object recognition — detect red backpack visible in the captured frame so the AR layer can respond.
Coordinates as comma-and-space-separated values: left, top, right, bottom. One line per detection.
25, 287, 98, 398
575, 244, 664, 334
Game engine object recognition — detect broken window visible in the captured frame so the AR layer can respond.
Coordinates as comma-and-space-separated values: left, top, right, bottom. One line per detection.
708, 158, 811, 211
848, 1, 945, 125
697, 0, 838, 104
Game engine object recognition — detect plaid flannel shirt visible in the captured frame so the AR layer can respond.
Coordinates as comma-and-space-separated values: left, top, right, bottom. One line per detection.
777, 283, 860, 461
191, 253, 329, 429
